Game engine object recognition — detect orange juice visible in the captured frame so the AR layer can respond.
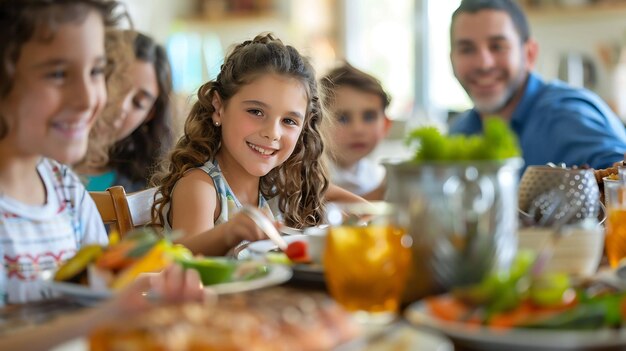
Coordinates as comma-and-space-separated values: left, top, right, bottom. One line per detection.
324, 224, 411, 314
606, 208, 626, 268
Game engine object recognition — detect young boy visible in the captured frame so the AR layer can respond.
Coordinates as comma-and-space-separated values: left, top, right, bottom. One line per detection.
320, 63, 392, 200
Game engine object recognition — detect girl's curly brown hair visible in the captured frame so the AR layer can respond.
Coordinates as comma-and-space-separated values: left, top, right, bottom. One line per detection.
151, 33, 329, 228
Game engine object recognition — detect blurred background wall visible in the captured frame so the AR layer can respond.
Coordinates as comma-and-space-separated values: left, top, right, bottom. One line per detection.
119, 0, 626, 135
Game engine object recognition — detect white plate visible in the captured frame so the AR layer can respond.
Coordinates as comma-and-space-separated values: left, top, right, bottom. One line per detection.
46, 281, 110, 304
211, 263, 292, 294
50, 338, 88, 351
237, 235, 325, 284
405, 299, 626, 351
243, 234, 310, 256
335, 323, 453, 351
46, 263, 292, 305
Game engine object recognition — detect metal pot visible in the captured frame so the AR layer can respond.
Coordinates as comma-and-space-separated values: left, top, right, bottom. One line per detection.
383, 158, 523, 302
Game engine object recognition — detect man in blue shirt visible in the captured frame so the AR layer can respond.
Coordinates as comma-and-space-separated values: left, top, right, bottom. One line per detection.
448, 0, 626, 170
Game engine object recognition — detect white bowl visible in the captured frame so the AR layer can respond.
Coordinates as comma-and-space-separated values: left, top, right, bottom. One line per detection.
303, 227, 327, 264
517, 219, 604, 277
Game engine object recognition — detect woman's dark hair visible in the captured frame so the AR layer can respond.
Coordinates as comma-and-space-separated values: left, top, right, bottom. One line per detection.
108, 31, 174, 191
0, 0, 124, 139
451, 0, 530, 43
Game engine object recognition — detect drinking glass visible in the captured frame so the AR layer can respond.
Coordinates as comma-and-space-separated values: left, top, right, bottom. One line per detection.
323, 202, 412, 324
604, 180, 626, 268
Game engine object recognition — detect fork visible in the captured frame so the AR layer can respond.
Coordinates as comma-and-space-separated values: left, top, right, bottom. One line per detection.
278, 225, 303, 236
241, 206, 288, 250
278, 224, 330, 236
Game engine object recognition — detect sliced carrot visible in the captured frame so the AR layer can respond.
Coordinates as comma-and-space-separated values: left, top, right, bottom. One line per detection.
425, 295, 480, 324
427, 294, 580, 330
95, 241, 136, 270
488, 301, 535, 329
489, 299, 578, 329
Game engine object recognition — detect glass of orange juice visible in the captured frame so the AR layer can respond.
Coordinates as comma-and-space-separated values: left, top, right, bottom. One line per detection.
604, 180, 626, 268
323, 202, 412, 324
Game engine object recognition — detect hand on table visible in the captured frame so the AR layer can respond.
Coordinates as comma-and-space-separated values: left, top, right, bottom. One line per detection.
0, 264, 207, 351
105, 264, 207, 317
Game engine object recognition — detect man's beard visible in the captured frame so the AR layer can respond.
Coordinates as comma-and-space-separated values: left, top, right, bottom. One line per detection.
474, 83, 516, 114
472, 69, 526, 115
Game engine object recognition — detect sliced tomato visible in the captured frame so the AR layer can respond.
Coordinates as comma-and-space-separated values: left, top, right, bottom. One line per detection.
284, 241, 310, 262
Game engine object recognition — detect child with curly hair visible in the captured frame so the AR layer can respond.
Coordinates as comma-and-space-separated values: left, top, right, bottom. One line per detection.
152, 33, 337, 256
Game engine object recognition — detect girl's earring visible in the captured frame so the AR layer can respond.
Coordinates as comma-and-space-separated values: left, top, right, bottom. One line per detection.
214, 121, 221, 127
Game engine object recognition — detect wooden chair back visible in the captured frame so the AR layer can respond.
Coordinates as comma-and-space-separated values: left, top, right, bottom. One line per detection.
89, 186, 157, 238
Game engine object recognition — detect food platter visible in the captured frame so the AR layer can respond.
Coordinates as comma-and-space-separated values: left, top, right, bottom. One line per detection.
405, 298, 626, 351
45, 262, 292, 305
236, 235, 325, 285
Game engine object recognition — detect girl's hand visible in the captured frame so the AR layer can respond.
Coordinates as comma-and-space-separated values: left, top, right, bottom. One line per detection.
105, 264, 206, 318
223, 211, 274, 248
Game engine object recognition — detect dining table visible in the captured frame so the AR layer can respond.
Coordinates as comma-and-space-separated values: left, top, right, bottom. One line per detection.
3, 235, 625, 350
6, 265, 626, 351
0, 277, 455, 351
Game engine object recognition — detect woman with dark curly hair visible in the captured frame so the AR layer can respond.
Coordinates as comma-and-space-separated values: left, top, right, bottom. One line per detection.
77, 29, 173, 192
151, 32, 336, 256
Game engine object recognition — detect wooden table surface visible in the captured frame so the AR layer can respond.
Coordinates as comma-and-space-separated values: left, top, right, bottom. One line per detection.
0, 281, 454, 351
7, 277, 626, 351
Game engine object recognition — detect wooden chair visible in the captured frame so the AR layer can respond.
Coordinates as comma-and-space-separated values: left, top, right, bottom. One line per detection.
89, 186, 157, 238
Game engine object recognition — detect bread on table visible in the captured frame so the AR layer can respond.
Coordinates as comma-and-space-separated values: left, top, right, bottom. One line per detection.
89, 287, 360, 351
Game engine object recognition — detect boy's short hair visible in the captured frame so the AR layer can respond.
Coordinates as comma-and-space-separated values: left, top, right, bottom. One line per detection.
321, 62, 391, 112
